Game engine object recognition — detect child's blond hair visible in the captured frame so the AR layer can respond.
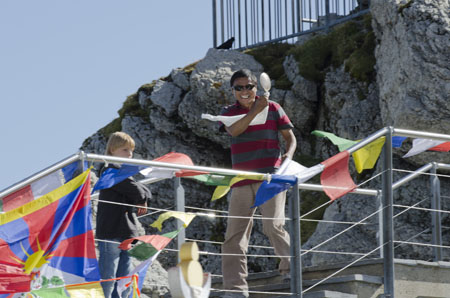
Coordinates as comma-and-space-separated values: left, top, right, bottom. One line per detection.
105, 132, 135, 155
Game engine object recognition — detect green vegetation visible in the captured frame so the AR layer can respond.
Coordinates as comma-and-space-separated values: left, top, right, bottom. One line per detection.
288, 14, 376, 84
183, 60, 200, 75
99, 117, 122, 137
118, 93, 149, 119
245, 43, 295, 90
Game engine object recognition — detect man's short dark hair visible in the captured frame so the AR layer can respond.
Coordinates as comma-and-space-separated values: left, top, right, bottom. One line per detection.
230, 69, 257, 87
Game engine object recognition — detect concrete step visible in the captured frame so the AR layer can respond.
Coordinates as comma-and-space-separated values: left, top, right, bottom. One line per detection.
210, 272, 381, 297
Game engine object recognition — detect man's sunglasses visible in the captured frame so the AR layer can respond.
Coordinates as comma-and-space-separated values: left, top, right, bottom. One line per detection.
233, 84, 255, 91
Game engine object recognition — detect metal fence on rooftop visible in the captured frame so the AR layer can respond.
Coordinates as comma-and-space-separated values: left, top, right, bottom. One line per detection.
212, 0, 370, 50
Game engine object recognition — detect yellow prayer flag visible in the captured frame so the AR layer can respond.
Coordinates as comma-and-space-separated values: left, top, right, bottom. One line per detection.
352, 137, 385, 173
66, 282, 105, 298
210, 174, 266, 201
151, 211, 197, 231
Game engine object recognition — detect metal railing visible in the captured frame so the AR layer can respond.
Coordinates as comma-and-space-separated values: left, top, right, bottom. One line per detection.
212, 0, 370, 50
2, 126, 450, 297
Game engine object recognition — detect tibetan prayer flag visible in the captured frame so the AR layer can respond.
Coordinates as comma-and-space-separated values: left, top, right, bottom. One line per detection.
93, 152, 201, 192
92, 164, 146, 193
201, 106, 269, 127
211, 174, 266, 201
117, 231, 178, 297
127, 230, 179, 261
189, 174, 234, 186
253, 175, 297, 208
65, 281, 104, 298
392, 136, 407, 148
403, 139, 447, 158
252, 160, 325, 208
352, 137, 385, 173
312, 130, 358, 151
0, 169, 100, 294
320, 151, 357, 200
150, 211, 196, 232
429, 142, 450, 152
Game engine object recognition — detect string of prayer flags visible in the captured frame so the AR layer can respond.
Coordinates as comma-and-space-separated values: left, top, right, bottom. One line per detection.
320, 151, 357, 201
127, 230, 180, 261
252, 159, 324, 208
117, 230, 179, 297
150, 211, 197, 232
211, 174, 266, 201
93, 152, 202, 193
352, 137, 385, 173
189, 174, 235, 186
312, 130, 385, 173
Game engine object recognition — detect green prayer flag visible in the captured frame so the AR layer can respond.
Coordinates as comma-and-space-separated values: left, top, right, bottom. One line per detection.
312, 130, 358, 151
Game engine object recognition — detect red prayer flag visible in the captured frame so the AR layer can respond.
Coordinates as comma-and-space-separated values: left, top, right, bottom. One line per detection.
154, 152, 208, 177
320, 151, 357, 201
429, 142, 450, 152
119, 235, 173, 251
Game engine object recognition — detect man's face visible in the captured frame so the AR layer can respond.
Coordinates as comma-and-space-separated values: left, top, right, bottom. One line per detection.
232, 77, 257, 109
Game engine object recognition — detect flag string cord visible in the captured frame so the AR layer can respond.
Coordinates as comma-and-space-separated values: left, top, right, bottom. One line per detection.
93, 198, 372, 224
302, 244, 383, 294
393, 168, 450, 179
301, 206, 385, 257
393, 204, 450, 215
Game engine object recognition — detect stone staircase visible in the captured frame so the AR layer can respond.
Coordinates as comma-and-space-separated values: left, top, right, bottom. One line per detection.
209, 258, 450, 297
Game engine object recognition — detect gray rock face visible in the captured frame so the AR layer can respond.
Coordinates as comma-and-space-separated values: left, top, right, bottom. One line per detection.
372, 0, 450, 151
80, 0, 450, 286
149, 80, 183, 117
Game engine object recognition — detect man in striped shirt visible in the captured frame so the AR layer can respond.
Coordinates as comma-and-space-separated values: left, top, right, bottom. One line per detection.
220, 69, 297, 297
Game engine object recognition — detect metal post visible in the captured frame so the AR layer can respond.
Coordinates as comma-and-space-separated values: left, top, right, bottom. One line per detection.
296, 0, 302, 33
261, 0, 265, 41
376, 191, 384, 258
213, 0, 217, 47
220, 0, 225, 43
238, 0, 242, 48
245, 0, 248, 46
174, 177, 185, 262
325, 0, 330, 29
382, 127, 395, 297
430, 163, 443, 261
289, 181, 302, 297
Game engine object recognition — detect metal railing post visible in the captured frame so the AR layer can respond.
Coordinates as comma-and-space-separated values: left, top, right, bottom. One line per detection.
174, 177, 185, 262
376, 191, 384, 258
430, 163, 443, 261
213, 0, 218, 47
289, 181, 302, 297
325, 0, 331, 30
382, 127, 395, 297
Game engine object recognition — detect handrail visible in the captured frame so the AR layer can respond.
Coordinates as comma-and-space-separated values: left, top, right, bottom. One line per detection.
0, 153, 81, 198
3, 126, 450, 298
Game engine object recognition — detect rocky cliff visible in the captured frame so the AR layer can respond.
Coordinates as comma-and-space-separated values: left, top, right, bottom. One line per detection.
81, 0, 449, 295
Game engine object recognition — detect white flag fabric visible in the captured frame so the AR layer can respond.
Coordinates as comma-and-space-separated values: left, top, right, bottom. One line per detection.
403, 138, 446, 158
277, 158, 306, 175
276, 158, 324, 183
201, 106, 269, 127
140, 167, 177, 179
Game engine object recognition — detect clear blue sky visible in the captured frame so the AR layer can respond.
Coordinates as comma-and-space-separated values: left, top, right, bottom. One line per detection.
0, 1, 212, 190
